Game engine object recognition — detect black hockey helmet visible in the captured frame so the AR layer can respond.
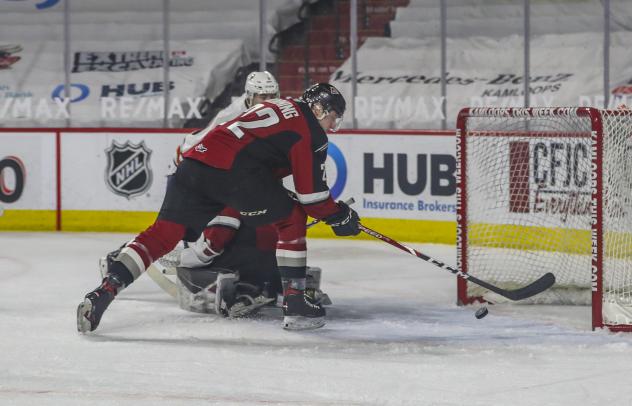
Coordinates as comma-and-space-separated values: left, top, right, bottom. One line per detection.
300, 83, 346, 123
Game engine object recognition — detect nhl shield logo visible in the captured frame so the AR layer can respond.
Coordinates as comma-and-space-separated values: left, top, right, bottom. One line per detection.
105, 140, 153, 198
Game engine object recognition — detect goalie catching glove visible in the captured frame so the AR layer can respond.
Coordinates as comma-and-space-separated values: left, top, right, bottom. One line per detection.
324, 201, 360, 236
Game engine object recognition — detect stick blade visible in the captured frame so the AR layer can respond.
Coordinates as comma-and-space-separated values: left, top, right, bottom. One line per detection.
503, 272, 556, 301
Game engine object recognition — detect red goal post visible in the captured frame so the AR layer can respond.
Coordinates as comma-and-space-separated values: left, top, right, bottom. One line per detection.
456, 107, 632, 332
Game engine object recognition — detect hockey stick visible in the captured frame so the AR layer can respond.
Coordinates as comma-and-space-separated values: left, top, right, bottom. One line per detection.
358, 224, 556, 301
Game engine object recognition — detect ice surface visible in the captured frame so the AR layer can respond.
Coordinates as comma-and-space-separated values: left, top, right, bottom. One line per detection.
1, 232, 632, 406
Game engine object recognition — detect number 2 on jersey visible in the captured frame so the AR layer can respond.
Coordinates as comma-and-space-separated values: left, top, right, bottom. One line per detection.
227, 106, 280, 139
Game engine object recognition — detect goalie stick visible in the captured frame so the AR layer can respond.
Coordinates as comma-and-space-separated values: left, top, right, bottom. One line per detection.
358, 224, 556, 302
146, 261, 177, 298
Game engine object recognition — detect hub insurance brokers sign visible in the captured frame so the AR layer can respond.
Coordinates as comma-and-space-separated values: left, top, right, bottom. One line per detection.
326, 133, 456, 221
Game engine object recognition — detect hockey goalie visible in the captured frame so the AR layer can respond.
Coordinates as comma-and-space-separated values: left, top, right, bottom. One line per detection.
78, 79, 352, 333
97, 208, 331, 321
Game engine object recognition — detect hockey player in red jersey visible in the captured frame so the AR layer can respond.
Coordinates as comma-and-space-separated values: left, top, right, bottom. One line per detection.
173, 71, 280, 168
78, 83, 360, 332
171, 70, 283, 297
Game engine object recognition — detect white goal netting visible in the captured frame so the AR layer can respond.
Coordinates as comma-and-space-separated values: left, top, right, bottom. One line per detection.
457, 107, 632, 330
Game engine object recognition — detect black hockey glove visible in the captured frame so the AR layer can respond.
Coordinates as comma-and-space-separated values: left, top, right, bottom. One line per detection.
325, 201, 360, 236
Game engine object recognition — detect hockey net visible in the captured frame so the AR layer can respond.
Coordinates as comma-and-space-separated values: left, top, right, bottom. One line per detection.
456, 107, 632, 331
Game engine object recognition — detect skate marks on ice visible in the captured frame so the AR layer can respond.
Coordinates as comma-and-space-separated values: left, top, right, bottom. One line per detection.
75, 237, 632, 355
0, 252, 31, 280
4, 234, 632, 405
82, 290, 631, 358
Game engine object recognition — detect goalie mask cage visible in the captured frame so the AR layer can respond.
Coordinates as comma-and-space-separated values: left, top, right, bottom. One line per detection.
456, 107, 632, 332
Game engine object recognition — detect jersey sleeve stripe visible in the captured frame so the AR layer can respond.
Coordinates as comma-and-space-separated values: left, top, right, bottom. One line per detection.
277, 248, 307, 268
296, 190, 330, 205
276, 248, 308, 258
207, 216, 241, 229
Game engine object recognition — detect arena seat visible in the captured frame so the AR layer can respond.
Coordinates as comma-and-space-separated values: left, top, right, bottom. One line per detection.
0, 0, 311, 62
390, 15, 631, 39
323, 0, 632, 129
0, 22, 273, 62
0, 0, 312, 127
391, 0, 632, 39
329, 31, 632, 129
395, 1, 630, 22
0, 38, 248, 127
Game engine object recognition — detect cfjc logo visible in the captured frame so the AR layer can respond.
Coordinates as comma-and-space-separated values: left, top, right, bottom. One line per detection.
105, 141, 153, 198
2, 0, 59, 9
51, 83, 90, 103
0, 156, 26, 203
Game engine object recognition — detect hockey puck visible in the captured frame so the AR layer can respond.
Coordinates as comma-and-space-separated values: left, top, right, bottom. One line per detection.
475, 306, 489, 319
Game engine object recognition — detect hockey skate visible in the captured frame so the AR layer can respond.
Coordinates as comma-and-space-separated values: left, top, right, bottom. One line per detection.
77, 274, 123, 333
282, 288, 326, 331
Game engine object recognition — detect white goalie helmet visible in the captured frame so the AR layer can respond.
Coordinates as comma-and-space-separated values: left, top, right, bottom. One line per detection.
245, 71, 280, 107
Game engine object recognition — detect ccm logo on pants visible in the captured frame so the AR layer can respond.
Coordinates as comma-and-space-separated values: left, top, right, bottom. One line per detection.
240, 209, 268, 216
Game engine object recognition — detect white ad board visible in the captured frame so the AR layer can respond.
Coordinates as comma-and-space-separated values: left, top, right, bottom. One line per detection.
60, 131, 184, 211
326, 132, 456, 221
0, 131, 56, 210
1, 128, 459, 234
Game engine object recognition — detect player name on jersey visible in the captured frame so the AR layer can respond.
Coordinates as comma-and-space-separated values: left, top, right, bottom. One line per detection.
268, 98, 299, 119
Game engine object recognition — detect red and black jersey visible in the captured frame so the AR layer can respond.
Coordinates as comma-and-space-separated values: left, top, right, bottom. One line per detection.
183, 98, 339, 220
204, 207, 277, 253
203, 207, 281, 294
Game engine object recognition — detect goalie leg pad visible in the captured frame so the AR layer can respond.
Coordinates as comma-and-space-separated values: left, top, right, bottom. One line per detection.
306, 266, 321, 290
282, 267, 332, 306
176, 266, 225, 314
305, 266, 332, 306
214, 272, 238, 316
176, 267, 274, 318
